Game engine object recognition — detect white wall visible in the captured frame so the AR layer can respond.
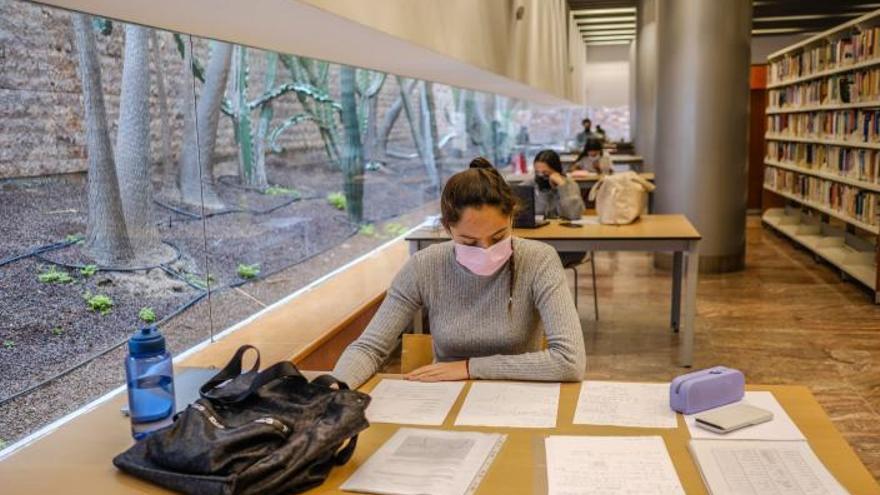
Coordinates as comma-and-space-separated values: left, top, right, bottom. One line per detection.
585, 44, 632, 107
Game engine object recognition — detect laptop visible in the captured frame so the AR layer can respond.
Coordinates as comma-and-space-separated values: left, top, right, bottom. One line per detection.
512, 184, 550, 228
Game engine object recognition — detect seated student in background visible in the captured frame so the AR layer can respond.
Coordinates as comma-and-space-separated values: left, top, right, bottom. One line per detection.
533, 149, 586, 221
571, 138, 613, 176
331, 157, 586, 390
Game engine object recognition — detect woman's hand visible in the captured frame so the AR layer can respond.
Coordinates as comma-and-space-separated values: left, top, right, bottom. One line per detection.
404, 360, 469, 382
549, 172, 566, 186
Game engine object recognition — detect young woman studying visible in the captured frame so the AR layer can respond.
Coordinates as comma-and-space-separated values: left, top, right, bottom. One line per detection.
532, 149, 586, 221
331, 158, 586, 390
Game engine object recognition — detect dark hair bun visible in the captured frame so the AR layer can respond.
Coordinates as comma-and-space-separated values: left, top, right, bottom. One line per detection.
469, 156, 495, 170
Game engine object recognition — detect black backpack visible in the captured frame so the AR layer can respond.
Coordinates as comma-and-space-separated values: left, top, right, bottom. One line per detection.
113, 345, 370, 495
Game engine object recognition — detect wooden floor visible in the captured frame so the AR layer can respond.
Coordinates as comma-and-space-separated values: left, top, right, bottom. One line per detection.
577, 215, 880, 480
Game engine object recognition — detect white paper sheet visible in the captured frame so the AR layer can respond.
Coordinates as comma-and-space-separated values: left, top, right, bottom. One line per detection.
689, 440, 847, 495
454, 382, 560, 428
569, 216, 599, 225
546, 436, 685, 495
341, 428, 505, 495
573, 381, 678, 428
685, 391, 805, 441
366, 379, 465, 426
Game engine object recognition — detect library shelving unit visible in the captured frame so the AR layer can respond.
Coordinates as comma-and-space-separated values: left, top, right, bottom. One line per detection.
763, 9, 880, 303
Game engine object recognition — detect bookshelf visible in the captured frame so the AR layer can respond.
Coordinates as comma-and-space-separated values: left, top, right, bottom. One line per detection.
763, 9, 880, 303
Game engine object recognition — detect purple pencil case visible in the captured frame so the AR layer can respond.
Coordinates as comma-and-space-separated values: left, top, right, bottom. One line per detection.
669, 366, 745, 414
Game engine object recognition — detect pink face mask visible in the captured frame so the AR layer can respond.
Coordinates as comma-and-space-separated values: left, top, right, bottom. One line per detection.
454, 236, 513, 276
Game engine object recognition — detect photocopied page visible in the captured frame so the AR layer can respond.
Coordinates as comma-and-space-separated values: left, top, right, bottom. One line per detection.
365, 379, 465, 426
546, 436, 685, 495
685, 391, 805, 441
454, 382, 560, 428
573, 381, 678, 428
341, 428, 506, 495
689, 440, 847, 495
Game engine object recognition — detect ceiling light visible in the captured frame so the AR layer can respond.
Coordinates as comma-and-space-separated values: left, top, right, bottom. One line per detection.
571, 7, 636, 16
578, 29, 636, 36
578, 16, 636, 24
752, 27, 816, 35
580, 24, 636, 31
586, 40, 632, 46
582, 35, 635, 41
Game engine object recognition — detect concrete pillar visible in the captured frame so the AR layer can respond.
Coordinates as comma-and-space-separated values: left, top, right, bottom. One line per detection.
634, 0, 658, 170
654, 0, 752, 273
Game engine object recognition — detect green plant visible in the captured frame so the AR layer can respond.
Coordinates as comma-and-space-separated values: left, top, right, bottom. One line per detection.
384, 222, 409, 237
3, 340, 14, 350
183, 272, 215, 290
359, 224, 377, 237
64, 233, 85, 245
38, 266, 74, 284
51, 327, 64, 336
0, 438, 7, 450
237, 263, 261, 280
79, 264, 98, 277
138, 307, 156, 323
263, 185, 300, 198
84, 292, 113, 315
327, 192, 347, 211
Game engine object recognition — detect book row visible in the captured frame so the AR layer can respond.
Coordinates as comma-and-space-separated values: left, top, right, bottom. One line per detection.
769, 25, 880, 84
768, 67, 880, 108
764, 167, 879, 227
766, 109, 880, 143
766, 141, 880, 185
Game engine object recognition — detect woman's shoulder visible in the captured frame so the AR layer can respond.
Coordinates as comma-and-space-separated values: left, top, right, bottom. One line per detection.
409, 240, 454, 268
513, 237, 558, 263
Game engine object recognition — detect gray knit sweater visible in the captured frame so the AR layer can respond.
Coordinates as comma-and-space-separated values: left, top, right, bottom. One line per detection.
331, 238, 587, 389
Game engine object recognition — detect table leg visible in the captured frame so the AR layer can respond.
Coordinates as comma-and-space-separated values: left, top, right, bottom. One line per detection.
408, 240, 425, 334
679, 241, 699, 367
671, 251, 682, 332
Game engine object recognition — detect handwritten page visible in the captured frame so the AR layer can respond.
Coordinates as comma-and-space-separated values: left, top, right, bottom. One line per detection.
689, 440, 847, 495
546, 436, 685, 495
341, 428, 505, 495
366, 379, 465, 426
685, 391, 805, 441
454, 382, 560, 428
573, 381, 678, 428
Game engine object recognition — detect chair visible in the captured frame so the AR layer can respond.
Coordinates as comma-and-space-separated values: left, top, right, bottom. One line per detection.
560, 252, 599, 320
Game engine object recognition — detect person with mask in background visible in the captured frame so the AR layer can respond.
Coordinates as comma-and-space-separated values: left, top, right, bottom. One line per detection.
331, 157, 586, 390
571, 137, 613, 176
533, 149, 586, 221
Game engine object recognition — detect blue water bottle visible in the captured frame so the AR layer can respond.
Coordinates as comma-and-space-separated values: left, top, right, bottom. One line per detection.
125, 326, 175, 440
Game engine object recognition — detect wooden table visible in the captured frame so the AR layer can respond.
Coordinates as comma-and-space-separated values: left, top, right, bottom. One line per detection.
559, 153, 645, 171
406, 215, 702, 367
2, 376, 876, 494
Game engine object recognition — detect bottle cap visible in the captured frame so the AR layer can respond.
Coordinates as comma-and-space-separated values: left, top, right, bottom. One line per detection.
128, 326, 166, 357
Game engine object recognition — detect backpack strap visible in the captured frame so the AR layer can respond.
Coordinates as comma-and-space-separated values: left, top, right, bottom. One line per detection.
200, 346, 305, 404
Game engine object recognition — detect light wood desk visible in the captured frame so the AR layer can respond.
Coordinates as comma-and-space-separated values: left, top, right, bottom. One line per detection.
406, 215, 702, 367
2, 376, 876, 494
559, 153, 645, 171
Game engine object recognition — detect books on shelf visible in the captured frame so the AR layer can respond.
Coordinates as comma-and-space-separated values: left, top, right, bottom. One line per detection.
768, 67, 880, 108
769, 25, 880, 85
766, 141, 880, 185
767, 109, 880, 143
764, 166, 879, 228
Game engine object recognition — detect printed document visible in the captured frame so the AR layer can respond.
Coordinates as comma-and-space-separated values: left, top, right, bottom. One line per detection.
546, 436, 685, 495
366, 379, 464, 426
689, 440, 847, 495
573, 381, 678, 428
341, 428, 505, 495
454, 382, 560, 428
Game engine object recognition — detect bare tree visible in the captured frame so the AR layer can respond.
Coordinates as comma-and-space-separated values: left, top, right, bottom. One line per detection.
178, 39, 231, 209
379, 78, 416, 157
397, 77, 439, 189
149, 29, 173, 173
72, 13, 133, 265
116, 24, 163, 260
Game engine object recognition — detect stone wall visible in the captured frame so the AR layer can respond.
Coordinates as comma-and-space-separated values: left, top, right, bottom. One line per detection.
0, 0, 443, 179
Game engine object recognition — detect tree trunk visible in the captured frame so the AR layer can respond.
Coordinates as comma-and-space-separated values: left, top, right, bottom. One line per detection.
378, 78, 415, 156
72, 13, 134, 266
149, 29, 173, 173
116, 24, 163, 260
397, 77, 439, 189
422, 81, 441, 183
178, 39, 230, 209
250, 52, 275, 190
340, 66, 364, 223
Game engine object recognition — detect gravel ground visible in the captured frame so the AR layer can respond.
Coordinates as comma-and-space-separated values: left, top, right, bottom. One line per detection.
0, 152, 463, 451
